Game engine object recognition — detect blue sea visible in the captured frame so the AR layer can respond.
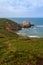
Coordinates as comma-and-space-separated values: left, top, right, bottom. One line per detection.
9, 18, 43, 38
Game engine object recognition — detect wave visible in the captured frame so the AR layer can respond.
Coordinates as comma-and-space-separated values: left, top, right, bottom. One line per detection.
16, 32, 26, 36
36, 25, 43, 27
28, 36, 40, 38
16, 25, 43, 38
17, 32, 40, 38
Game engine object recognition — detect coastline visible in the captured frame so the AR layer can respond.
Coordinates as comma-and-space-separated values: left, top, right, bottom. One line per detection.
10, 18, 43, 38
16, 32, 41, 38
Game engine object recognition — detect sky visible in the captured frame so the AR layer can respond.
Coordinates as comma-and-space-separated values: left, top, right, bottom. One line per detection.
0, 0, 43, 17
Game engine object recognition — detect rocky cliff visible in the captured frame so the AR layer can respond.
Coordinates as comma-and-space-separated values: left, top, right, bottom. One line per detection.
0, 18, 22, 31
0, 19, 34, 32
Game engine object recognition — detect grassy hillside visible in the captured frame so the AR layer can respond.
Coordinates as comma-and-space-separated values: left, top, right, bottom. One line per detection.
0, 18, 43, 65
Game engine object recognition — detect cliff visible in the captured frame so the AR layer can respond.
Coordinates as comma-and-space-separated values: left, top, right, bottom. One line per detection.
0, 18, 21, 31
0, 19, 34, 32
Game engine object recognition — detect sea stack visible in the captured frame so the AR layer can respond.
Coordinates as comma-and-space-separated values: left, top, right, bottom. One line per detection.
21, 21, 34, 28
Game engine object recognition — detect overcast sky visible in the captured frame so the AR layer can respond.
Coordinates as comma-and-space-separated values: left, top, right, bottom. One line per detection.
0, 0, 43, 17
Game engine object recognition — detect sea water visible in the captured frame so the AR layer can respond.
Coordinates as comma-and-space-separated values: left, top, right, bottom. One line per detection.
10, 18, 43, 38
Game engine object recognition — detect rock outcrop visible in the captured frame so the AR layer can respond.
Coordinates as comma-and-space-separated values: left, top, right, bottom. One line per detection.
5, 19, 22, 31
21, 21, 34, 28
5, 20, 34, 31
0, 18, 34, 32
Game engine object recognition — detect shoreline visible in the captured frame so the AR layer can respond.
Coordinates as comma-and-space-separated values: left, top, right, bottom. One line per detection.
16, 32, 41, 38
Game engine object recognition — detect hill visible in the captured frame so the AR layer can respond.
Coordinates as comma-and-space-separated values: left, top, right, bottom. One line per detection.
0, 18, 20, 40
0, 18, 21, 31
0, 18, 43, 65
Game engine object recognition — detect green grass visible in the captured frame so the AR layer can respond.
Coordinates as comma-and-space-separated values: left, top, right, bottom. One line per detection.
0, 18, 43, 65
0, 35, 43, 65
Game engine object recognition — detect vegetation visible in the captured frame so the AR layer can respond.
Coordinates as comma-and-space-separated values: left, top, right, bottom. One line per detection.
0, 18, 43, 65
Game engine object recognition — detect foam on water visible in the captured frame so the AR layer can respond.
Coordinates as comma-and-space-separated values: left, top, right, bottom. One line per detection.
16, 25, 43, 38
36, 25, 43, 27
28, 36, 40, 38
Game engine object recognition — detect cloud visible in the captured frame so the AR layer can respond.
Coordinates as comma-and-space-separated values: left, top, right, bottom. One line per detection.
0, 0, 43, 17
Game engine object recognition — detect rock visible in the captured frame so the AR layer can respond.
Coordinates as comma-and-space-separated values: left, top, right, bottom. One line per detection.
5, 19, 34, 31
21, 21, 34, 28
6, 21, 22, 31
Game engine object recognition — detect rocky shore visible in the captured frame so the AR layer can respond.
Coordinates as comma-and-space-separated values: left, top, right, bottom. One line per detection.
5, 20, 34, 31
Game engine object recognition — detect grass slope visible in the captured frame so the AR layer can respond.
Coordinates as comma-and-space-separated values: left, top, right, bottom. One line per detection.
0, 18, 43, 65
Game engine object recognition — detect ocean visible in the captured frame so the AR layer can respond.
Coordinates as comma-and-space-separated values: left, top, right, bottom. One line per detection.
9, 18, 43, 38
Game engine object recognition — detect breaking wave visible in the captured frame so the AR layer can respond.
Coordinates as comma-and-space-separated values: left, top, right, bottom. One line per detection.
17, 32, 40, 38
16, 25, 43, 38
36, 25, 43, 27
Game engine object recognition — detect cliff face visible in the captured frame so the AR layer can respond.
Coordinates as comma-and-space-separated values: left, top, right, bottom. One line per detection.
5, 20, 22, 31
0, 18, 22, 31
